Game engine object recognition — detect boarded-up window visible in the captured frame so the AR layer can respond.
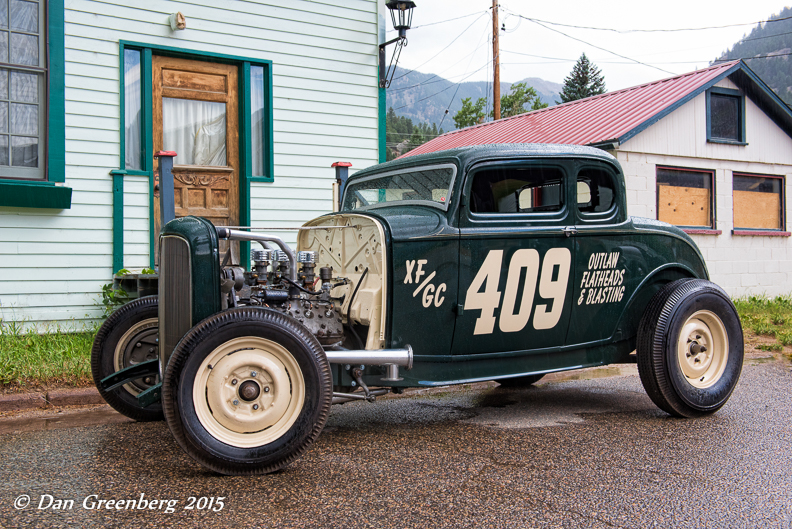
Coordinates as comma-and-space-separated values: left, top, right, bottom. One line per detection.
656, 167, 714, 228
733, 173, 783, 230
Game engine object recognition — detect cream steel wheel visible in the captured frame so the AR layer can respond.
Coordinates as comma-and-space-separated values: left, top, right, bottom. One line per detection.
193, 337, 305, 448
676, 310, 728, 389
162, 308, 332, 475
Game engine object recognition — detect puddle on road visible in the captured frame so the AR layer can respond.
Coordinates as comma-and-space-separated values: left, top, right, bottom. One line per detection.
0, 406, 131, 435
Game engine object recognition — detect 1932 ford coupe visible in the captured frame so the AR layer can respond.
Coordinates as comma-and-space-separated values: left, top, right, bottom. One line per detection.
92, 144, 743, 475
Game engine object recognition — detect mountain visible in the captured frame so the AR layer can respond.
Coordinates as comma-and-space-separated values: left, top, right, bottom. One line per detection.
715, 7, 792, 106
386, 66, 561, 130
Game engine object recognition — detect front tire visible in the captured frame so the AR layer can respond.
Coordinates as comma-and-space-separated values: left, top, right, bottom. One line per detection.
162, 308, 332, 475
637, 279, 743, 418
91, 296, 163, 422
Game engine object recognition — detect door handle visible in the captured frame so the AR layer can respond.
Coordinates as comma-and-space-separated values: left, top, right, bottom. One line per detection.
563, 226, 578, 237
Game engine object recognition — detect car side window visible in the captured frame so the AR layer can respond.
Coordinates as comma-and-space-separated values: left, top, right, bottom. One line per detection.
577, 168, 615, 214
470, 167, 564, 214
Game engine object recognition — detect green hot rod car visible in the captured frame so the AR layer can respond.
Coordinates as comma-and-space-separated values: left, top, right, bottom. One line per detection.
92, 144, 743, 475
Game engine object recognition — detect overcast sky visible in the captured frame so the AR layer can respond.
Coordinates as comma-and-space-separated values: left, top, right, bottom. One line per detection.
381, 1, 791, 91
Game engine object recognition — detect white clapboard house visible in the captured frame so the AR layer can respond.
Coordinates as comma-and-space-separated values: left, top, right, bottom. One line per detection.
0, 0, 390, 326
406, 60, 792, 297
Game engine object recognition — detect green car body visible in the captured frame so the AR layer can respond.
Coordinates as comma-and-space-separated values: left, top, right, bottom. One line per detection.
334, 143, 708, 388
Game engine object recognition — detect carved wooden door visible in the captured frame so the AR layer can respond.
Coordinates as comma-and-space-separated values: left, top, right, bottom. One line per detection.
152, 56, 239, 262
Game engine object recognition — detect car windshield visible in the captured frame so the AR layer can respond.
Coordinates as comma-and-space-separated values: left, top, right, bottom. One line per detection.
342, 165, 456, 211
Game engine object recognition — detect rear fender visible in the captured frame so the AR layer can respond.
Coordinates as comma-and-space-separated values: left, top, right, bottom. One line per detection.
613, 263, 701, 347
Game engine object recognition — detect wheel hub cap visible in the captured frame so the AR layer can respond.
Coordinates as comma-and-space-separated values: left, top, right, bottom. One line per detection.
238, 380, 261, 401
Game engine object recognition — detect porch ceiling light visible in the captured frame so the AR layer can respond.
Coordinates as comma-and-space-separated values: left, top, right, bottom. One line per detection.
379, 1, 417, 88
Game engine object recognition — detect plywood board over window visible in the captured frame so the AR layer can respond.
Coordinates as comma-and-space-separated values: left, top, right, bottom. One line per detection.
656, 167, 715, 228
658, 185, 711, 227
733, 173, 783, 231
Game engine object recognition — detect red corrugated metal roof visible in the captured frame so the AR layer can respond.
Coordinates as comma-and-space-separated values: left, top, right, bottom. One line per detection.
402, 61, 741, 157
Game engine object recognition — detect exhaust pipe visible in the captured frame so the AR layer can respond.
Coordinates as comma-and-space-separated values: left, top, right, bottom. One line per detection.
324, 345, 413, 370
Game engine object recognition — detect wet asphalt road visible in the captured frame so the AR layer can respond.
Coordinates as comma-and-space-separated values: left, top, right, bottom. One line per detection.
0, 358, 790, 529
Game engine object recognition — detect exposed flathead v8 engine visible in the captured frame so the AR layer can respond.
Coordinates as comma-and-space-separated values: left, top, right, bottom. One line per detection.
216, 213, 387, 352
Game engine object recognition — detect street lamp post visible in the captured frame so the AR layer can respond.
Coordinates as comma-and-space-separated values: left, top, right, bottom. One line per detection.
379, 1, 416, 89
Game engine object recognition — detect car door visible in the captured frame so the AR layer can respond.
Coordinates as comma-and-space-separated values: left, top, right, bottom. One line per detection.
565, 160, 638, 346
452, 160, 576, 355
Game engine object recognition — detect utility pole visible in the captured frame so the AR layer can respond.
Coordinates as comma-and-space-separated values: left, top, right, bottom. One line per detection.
492, 0, 500, 120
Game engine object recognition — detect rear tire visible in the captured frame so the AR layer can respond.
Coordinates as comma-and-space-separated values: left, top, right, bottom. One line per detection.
637, 279, 743, 418
91, 296, 163, 421
162, 308, 332, 475
497, 374, 545, 387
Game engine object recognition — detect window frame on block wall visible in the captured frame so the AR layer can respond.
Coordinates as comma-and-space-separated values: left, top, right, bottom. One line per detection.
656, 166, 716, 230
732, 172, 785, 233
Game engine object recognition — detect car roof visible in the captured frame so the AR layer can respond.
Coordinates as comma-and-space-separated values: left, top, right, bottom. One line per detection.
351, 143, 621, 180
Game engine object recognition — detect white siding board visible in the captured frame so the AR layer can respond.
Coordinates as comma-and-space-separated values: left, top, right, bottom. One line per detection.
66, 127, 120, 143
273, 87, 376, 109
65, 48, 119, 68
65, 139, 119, 156
65, 76, 119, 95
274, 120, 377, 140
65, 87, 119, 106
65, 115, 119, 131
62, 57, 118, 81
275, 109, 378, 129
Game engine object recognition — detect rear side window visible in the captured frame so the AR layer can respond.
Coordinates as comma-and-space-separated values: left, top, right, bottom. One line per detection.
470, 167, 564, 214
577, 168, 615, 214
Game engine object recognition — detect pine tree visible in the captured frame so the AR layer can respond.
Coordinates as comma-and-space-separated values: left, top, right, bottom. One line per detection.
558, 53, 607, 103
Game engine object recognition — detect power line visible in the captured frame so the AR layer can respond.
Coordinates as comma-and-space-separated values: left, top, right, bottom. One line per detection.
389, 35, 492, 93
717, 51, 792, 61
391, 11, 489, 82
509, 14, 792, 34
394, 61, 492, 110
512, 13, 675, 75
408, 11, 488, 30
739, 30, 792, 43
439, 16, 494, 128
502, 48, 792, 65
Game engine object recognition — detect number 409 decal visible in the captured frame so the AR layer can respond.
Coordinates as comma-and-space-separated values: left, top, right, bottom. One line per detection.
464, 248, 571, 335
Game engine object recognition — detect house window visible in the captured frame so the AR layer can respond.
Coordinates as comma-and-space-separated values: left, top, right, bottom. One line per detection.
733, 173, 784, 231
656, 167, 714, 228
0, 0, 46, 179
124, 49, 142, 171
707, 87, 745, 144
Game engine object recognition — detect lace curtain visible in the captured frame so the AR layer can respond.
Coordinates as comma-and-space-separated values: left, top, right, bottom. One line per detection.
162, 97, 227, 166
